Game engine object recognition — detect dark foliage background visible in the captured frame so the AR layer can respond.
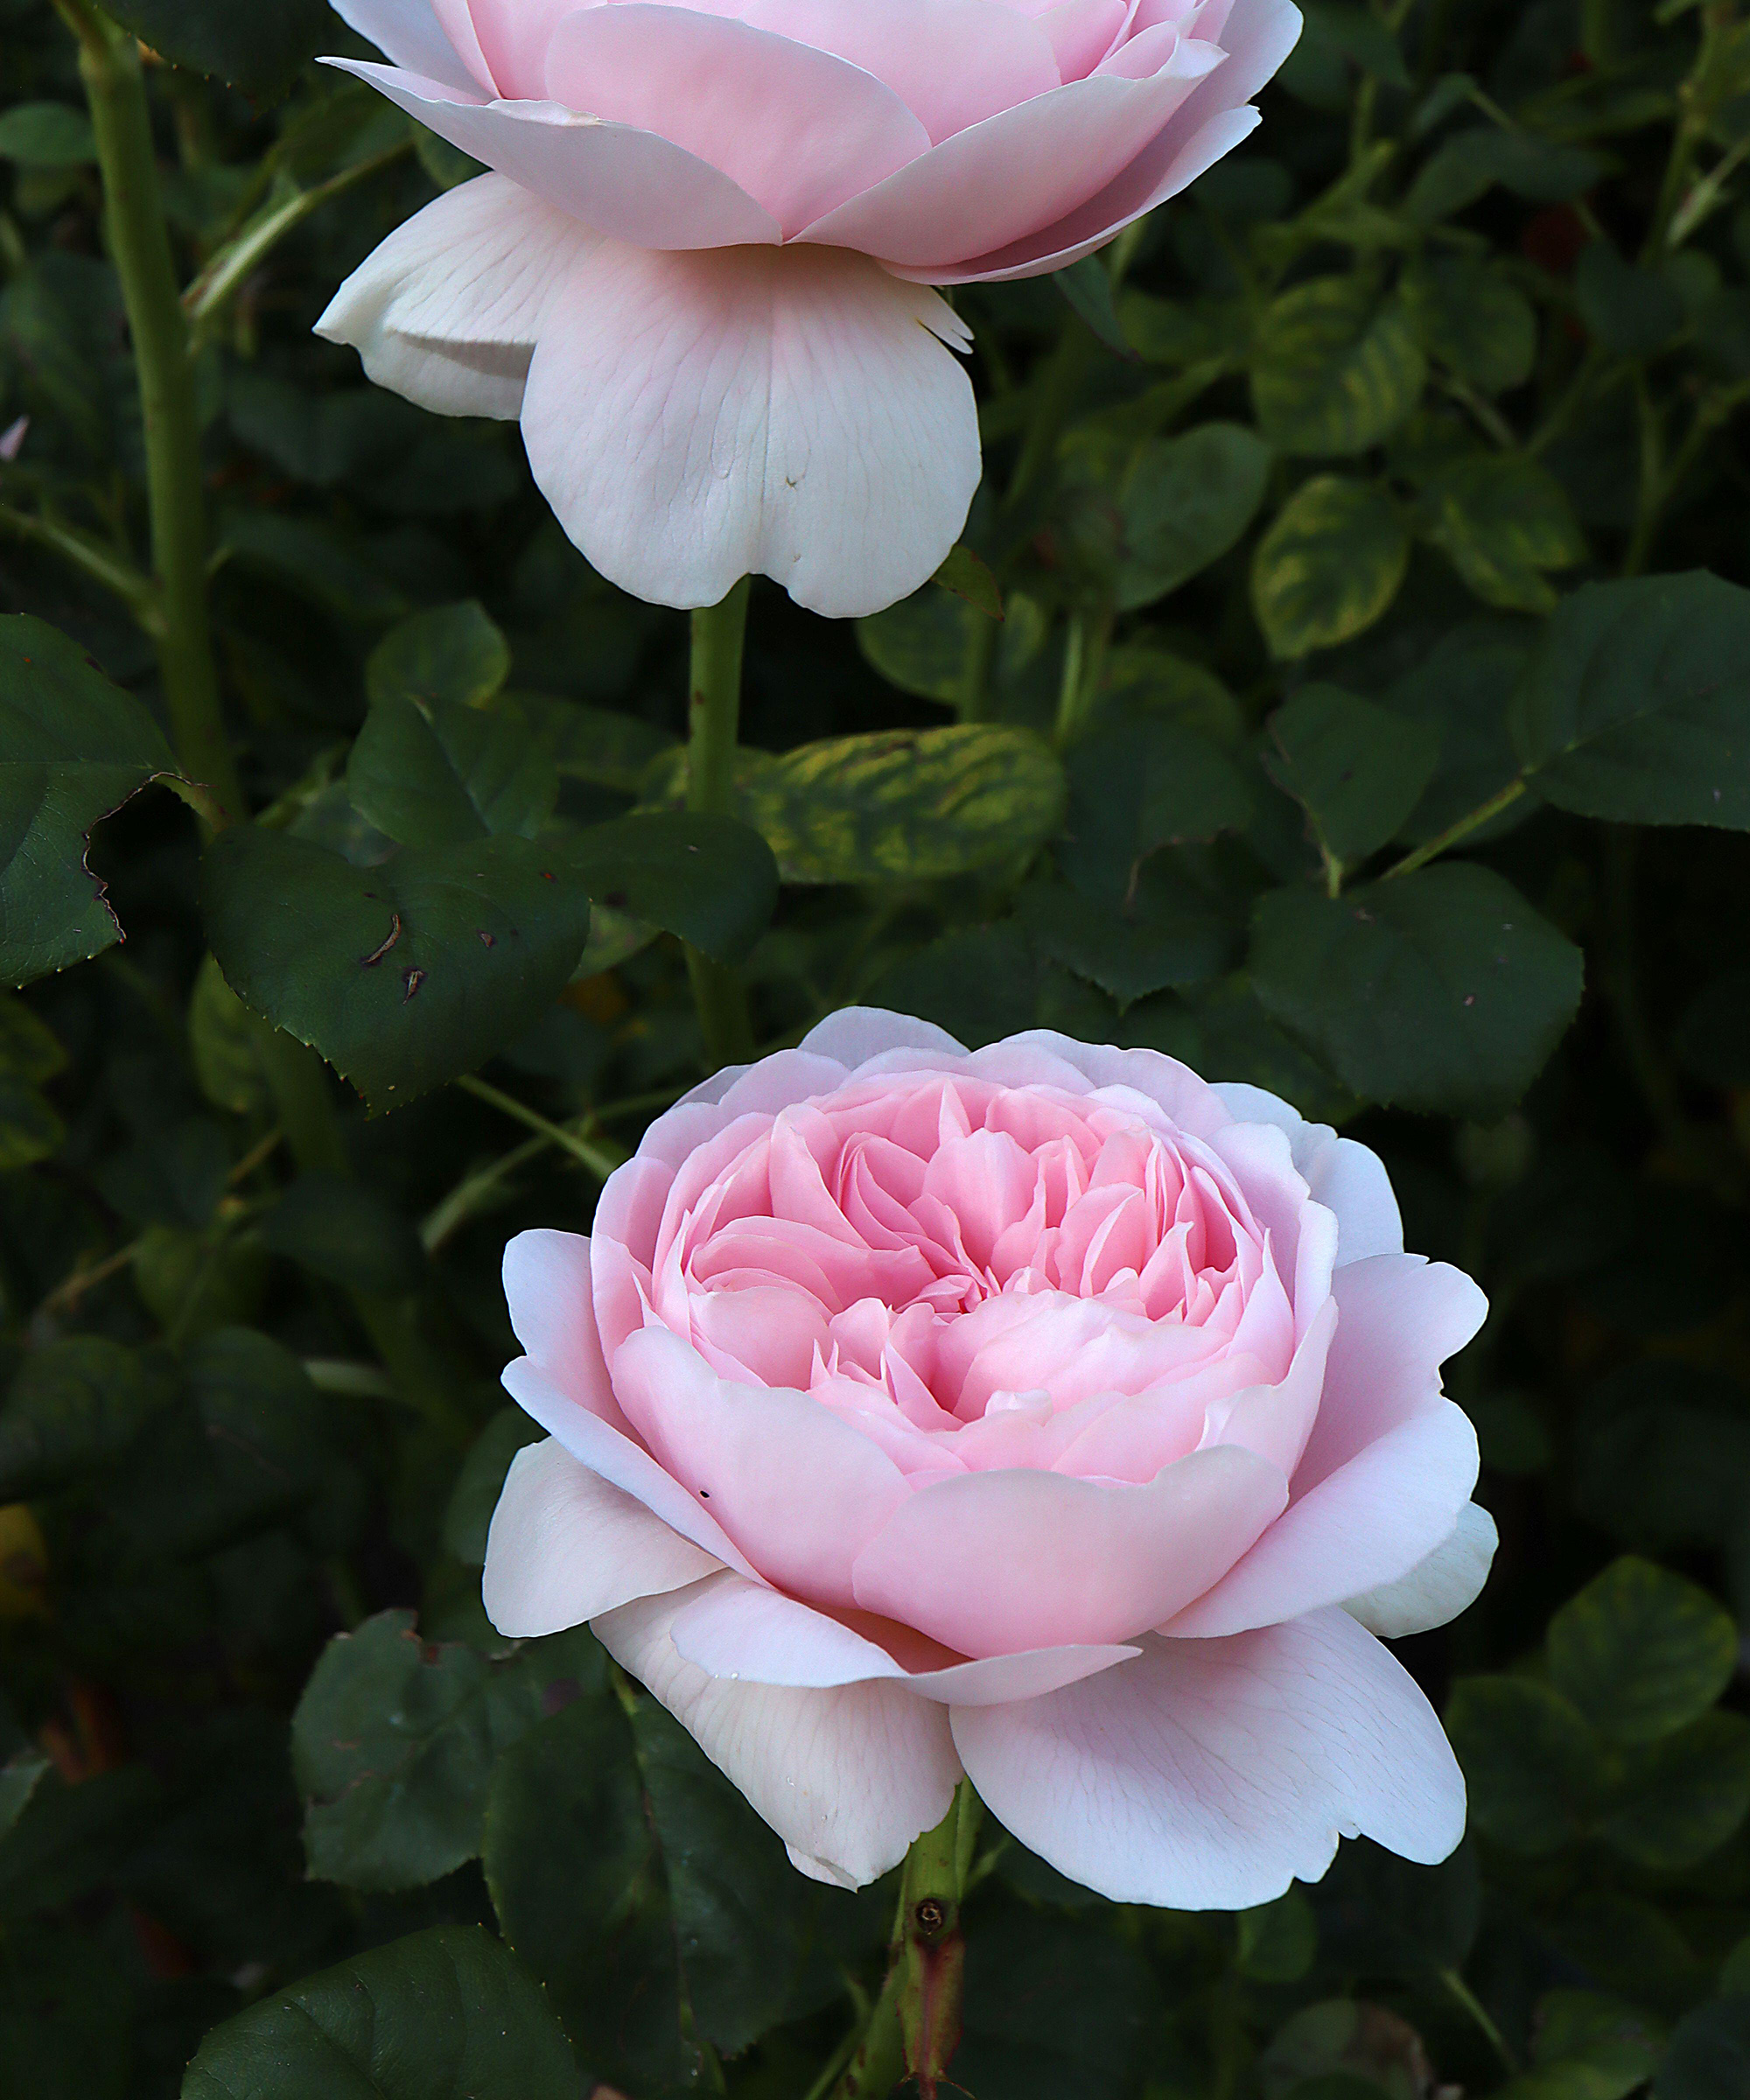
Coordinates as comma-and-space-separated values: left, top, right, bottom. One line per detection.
1, 0, 1748, 2095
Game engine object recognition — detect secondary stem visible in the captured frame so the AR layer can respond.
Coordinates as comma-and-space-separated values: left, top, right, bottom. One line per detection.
57, 0, 242, 820
685, 579, 757, 1072
1382, 777, 1530, 880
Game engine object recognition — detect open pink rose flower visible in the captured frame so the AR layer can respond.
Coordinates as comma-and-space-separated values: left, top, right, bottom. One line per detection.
317, 0, 1299, 616
483, 1011, 1495, 1904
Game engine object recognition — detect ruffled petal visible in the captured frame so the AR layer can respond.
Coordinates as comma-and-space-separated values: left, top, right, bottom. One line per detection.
800, 1007, 970, 1069
851, 1443, 1288, 1656
326, 58, 783, 248
795, 49, 1223, 271
331, 0, 483, 92
315, 172, 585, 419
1214, 1082, 1403, 1264
543, 4, 930, 237
1344, 1501, 1498, 1639
597, 1579, 962, 1888
668, 1572, 1139, 1704
951, 1608, 1466, 1908
500, 1228, 616, 1412
519, 239, 978, 616
483, 1438, 723, 1636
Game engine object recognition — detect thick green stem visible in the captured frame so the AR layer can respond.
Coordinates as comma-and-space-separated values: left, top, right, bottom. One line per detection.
685, 580, 757, 1072
1054, 602, 1115, 748
57, 0, 242, 821
830, 1783, 983, 2100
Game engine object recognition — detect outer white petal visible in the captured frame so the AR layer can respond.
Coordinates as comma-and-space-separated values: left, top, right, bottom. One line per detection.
483, 1438, 723, 1637
1213, 1082, 1404, 1263
597, 1580, 963, 1888
799, 1006, 970, 1068
520, 240, 979, 616
952, 1608, 1466, 1909
1343, 1502, 1498, 1639
315, 172, 587, 418
329, 0, 481, 91
668, 1571, 1139, 1704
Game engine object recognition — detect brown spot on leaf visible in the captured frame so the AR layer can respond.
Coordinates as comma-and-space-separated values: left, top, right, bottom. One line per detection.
402, 967, 426, 1003
360, 914, 402, 968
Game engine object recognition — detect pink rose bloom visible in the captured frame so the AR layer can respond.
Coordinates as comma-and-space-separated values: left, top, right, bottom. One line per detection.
317, 0, 1299, 616
483, 1012, 1495, 1904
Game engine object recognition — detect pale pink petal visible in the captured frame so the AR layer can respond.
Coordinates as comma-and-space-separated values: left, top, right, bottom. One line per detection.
439, 0, 585, 94
1161, 1400, 1480, 1637
502, 1356, 760, 1577
1039, 0, 1136, 78
668, 1573, 1140, 1704
483, 1438, 723, 1636
500, 1228, 610, 1404
611, 1326, 911, 1607
315, 173, 585, 419
1211, 1293, 1336, 1479
801, 1008, 970, 1068
796, 52, 1222, 271
851, 1444, 1288, 1655
590, 1158, 670, 1359
1344, 1501, 1498, 1640
330, 0, 484, 92
597, 1580, 962, 1888
326, 59, 783, 248
1214, 1082, 1402, 1264
1004, 1032, 1233, 1139
542, 6, 930, 236
520, 240, 978, 616
951, 1607, 1465, 1908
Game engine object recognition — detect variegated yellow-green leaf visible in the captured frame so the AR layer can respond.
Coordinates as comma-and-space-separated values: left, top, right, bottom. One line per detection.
1420, 454, 1587, 613
1251, 477, 1410, 658
1250, 278, 1426, 455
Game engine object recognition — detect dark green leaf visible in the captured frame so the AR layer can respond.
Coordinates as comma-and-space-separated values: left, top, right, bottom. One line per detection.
867, 925, 1040, 1048
261, 1172, 425, 1296
443, 1411, 542, 1569
181, 1926, 581, 2100
291, 1611, 553, 1892
201, 828, 593, 1111
1501, 1992, 1662, 2100
1384, 620, 1536, 844
934, 542, 1004, 618
1106, 424, 1273, 610
562, 811, 778, 964
1252, 477, 1410, 657
1406, 128, 1606, 221
1511, 573, 1750, 827
1419, 455, 1586, 613
508, 694, 677, 794
1251, 281, 1426, 455
1054, 256, 1136, 358
1059, 714, 1254, 907
0, 103, 95, 167
0, 616, 177, 986
1655, 1997, 1750, 2100
1445, 1676, 1602, 1853
1019, 872, 1234, 1008
1250, 864, 1584, 1114
1265, 684, 1441, 864
0, 1764, 162, 1923
347, 696, 559, 849
1595, 1713, 1750, 1870
367, 603, 513, 713
1575, 243, 1688, 357
0, 1338, 170, 1502
1237, 1890, 1318, 1982
1546, 1558, 1739, 1745
105, 0, 329, 98
1401, 257, 1538, 394
955, 1912, 1151, 2100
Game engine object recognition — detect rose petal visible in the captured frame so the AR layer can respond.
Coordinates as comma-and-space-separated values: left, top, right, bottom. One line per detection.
483, 1438, 723, 1636
1214, 1082, 1403, 1264
315, 172, 584, 418
800, 1007, 970, 1069
519, 239, 978, 615
597, 1578, 962, 1889
852, 1442, 1288, 1655
796, 51, 1222, 271
326, 58, 784, 248
500, 1228, 620, 1410
542, 5, 931, 236
1344, 1501, 1498, 1639
952, 1607, 1466, 1908
331, 0, 485, 92
669, 1572, 1140, 1704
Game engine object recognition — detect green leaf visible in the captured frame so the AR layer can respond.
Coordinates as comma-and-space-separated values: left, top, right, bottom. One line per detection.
104, 0, 329, 98
0, 616, 177, 987
1237, 1890, 1318, 1982
1401, 257, 1538, 394
955, 1912, 1152, 2100
347, 696, 559, 849
868, 924, 1040, 1049
188, 954, 274, 1117
0, 1338, 169, 1502
1106, 424, 1273, 610
1058, 714, 1255, 907
1546, 1558, 1739, 1746
858, 585, 984, 703
1054, 256, 1136, 358
0, 1762, 162, 1924
655, 727, 1067, 885
443, 1410, 542, 1569
1499, 1992, 1662, 2100
934, 542, 1004, 619
1019, 872, 1234, 1009
1445, 1676, 1603, 1853
0, 996, 66, 1085
1384, 619, 1534, 844
1420, 455, 1587, 613
562, 812, 778, 964
508, 694, 677, 794
367, 603, 513, 713
181, 1926, 582, 2100
261, 1172, 426, 1296
1511, 573, 1750, 827
1655, 1997, 1750, 2100
200, 828, 593, 1112
1406, 128, 1606, 222
1251, 280, 1426, 455
1252, 477, 1410, 658
0, 1077, 63, 1171
1101, 645, 1245, 745
1574, 243, 1687, 357
1265, 684, 1441, 864
291, 1611, 555, 1892
0, 103, 96, 168
1250, 864, 1585, 1115
1596, 1713, 1750, 1870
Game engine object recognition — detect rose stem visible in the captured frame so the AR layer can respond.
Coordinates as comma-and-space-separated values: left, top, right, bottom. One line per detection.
684, 577, 758, 1071
828, 1781, 984, 2100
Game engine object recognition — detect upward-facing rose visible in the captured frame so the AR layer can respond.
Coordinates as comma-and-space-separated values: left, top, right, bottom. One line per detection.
484, 1011, 1494, 1904
318, 0, 1299, 615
